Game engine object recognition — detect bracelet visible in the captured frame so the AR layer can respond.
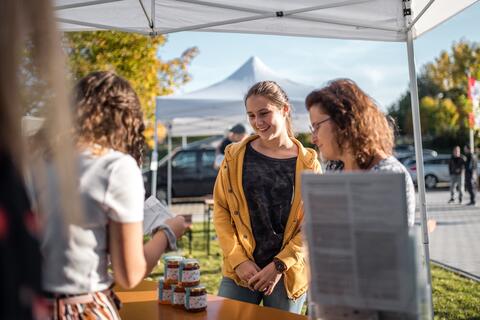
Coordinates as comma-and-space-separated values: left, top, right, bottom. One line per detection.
152, 224, 177, 251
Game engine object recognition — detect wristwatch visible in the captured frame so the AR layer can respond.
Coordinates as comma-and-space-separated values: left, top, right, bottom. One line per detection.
151, 224, 177, 251
273, 257, 287, 274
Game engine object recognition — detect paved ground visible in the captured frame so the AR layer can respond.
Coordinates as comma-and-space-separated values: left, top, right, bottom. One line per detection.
417, 188, 480, 280
172, 188, 480, 280
171, 202, 204, 218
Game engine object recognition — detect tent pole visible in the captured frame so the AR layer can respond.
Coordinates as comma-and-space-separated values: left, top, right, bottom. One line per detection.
167, 122, 173, 207
406, 30, 434, 319
150, 105, 159, 198
470, 129, 474, 152
182, 135, 187, 147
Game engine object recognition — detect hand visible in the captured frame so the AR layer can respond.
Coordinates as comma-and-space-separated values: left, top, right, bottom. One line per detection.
164, 216, 187, 239
427, 219, 437, 233
234, 260, 260, 283
247, 262, 282, 295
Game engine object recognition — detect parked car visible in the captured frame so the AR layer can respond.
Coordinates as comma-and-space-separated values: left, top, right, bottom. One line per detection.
405, 154, 451, 189
395, 148, 438, 164
144, 136, 222, 201
406, 154, 480, 189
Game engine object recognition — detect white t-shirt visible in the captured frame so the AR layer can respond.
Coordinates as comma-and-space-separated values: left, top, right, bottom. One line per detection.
40, 150, 144, 294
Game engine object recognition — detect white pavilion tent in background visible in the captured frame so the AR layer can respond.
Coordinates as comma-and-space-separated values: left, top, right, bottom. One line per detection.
156, 56, 315, 137
55, 1, 480, 318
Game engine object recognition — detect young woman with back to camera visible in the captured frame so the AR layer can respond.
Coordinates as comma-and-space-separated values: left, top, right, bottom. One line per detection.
37, 71, 187, 319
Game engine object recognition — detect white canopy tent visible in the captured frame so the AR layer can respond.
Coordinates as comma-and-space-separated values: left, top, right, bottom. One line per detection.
156, 56, 315, 137
56, 0, 476, 41
55, 1, 480, 317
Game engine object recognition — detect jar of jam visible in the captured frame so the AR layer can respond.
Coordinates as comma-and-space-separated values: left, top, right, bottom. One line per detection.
179, 258, 200, 287
185, 285, 207, 312
157, 278, 172, 305
163, 256, 184, 284
171, 284, 186, 309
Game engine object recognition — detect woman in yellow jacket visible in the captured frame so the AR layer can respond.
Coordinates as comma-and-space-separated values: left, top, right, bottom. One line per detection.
213, 81, 321, 314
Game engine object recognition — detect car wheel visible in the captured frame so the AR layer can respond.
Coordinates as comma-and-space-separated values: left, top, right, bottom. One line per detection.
425, 174, 438, 189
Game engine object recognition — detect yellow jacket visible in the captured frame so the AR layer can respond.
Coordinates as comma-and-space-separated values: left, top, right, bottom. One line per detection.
213, 135, 322, 299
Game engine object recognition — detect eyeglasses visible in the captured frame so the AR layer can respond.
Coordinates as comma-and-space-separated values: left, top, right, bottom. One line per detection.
309, 117, 331, 134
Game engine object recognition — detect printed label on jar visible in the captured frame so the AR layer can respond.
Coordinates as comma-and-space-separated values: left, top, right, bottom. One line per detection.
161, 289, 172, 302
166, 268, 179, 282
181, 269, 200, 282
173, 292, 185, 305
187, 295, 207, 309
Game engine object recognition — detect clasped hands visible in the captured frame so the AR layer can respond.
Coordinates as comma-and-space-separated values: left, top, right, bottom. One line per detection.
234, 260, 282, 295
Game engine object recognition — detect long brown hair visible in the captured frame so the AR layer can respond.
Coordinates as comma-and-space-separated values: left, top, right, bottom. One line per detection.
306, 79, 393, 169
1, 0, 81, 224
244, 81, 294, 137
74, 71, 146, 165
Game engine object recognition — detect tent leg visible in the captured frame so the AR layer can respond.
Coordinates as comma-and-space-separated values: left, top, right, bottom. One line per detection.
406, 31, 433, 319
470, 129, 474, 152
150, 103, 159, 198
167, 123, 173, 208
182, 135, 187, 147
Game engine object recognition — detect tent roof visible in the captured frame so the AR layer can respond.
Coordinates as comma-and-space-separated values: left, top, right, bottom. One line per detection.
156, 56, 314, 136
56, 0, 478, 42
175, 56, 313, 100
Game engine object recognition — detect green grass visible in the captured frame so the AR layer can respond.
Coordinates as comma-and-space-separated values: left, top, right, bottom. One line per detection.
432, 265, 480, 320
147, 222, 223, 293
147, 223, 480, 319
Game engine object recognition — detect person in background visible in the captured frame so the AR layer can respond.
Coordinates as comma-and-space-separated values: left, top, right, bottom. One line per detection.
463, 145, 477, 206
36, 71, 187, 319
213, 81, 321, 314
448, 146, 466, 204
214, 123, 248, 169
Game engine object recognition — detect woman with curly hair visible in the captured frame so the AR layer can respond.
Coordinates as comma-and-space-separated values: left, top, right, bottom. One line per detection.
40, 71, 186, 319
305, 79, 416, 318
305, 78, 415, 226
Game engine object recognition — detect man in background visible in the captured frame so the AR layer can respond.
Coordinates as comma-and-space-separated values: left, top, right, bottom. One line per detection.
464, 145, 477, 206
214, 123, 248, 169
448, 146, 466, 204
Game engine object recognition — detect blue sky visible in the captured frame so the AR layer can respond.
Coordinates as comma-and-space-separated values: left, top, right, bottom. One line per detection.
158, 2, 480, 110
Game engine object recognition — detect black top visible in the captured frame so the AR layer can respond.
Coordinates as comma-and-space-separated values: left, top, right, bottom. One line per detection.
449, 155, 466, 175
218, 138, 232, 155
0, 152, 42, 320
464, 152, 478, 177
242, 143, 296, 268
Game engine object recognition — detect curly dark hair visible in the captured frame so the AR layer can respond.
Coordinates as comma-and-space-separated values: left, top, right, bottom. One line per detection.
305, 79, 393, 169
74, 71, 145, 165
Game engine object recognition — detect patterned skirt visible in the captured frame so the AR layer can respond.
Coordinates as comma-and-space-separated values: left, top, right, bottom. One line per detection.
43, 290, 121, 320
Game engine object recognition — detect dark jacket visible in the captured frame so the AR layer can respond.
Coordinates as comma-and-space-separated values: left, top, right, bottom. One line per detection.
464, 152, 478, 178
449, 155, 466, 175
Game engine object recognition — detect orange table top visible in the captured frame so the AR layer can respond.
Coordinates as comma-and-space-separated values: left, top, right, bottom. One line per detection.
115, 280, 307, 320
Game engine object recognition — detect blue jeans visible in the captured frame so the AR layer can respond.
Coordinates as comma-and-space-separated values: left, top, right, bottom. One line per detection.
218, 277, 306, 314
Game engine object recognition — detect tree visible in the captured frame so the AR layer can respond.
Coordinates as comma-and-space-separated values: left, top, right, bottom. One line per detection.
388, 40, 480, 149
64, 31, 198, 147
425, 40, 480, 137
20, 42, 51, 116
387, 72, 441, 136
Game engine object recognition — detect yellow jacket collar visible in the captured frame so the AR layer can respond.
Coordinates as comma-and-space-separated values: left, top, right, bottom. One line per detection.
224, 134, 317, 167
